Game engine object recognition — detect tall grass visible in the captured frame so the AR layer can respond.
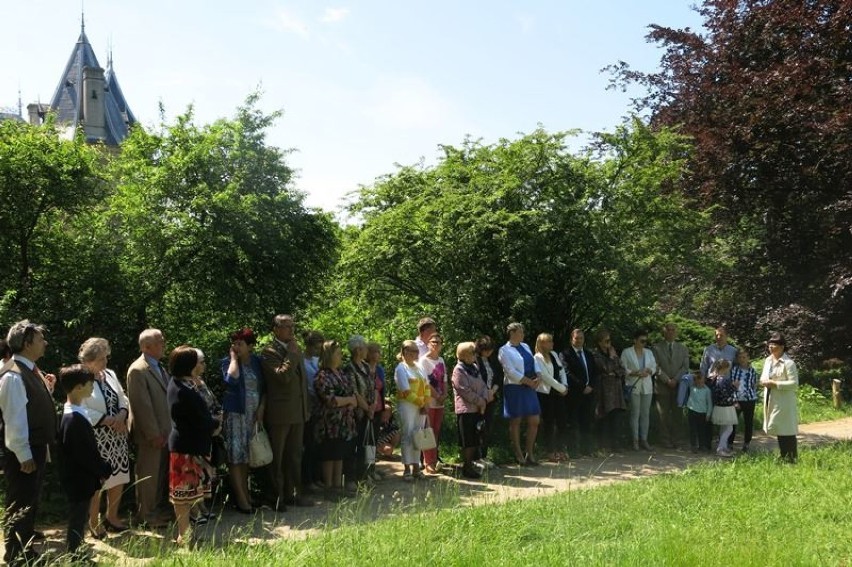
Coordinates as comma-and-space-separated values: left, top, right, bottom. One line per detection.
146, 442, 852, 566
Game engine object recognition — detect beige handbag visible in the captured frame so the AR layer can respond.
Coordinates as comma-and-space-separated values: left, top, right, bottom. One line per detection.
413, 416, 437, 451
249, 424, 273, 468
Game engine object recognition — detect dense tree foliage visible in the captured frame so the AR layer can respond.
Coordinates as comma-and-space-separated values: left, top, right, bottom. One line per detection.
0, 118, 104, 316
0, 96, 337, 373
314, 122, 702, 352
608, 0, 852, 364
106, 96, 338, 363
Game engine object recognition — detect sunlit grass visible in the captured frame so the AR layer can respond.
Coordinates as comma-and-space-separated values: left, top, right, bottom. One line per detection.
143, 443, 852, 566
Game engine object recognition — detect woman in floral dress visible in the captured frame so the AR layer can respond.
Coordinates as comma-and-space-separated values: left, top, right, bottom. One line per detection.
314, 340, 358, 497
220, 328, 265, 513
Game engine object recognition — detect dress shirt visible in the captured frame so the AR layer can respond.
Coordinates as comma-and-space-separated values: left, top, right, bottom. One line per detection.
699, 343, 737, 378
0, 355, 37, 461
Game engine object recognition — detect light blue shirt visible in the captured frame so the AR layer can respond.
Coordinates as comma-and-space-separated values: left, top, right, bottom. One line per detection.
686, 385, 713, 415
700, 344, 737, 378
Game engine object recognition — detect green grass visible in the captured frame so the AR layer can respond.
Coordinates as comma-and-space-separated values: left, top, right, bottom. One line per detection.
146, 442, 852, 566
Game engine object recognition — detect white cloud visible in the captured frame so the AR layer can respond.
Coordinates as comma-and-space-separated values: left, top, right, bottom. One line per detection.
320, 7, 350, 24
361, 76, 457, 131
267, 8, 310, 38
516, 13, 535, 34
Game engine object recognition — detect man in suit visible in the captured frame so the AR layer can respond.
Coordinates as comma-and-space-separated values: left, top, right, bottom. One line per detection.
562, 329, 599, 456
0, 320, 56, 566
652, 322, 691, 448
126, 328, 172, 527
262, 314, 311, 509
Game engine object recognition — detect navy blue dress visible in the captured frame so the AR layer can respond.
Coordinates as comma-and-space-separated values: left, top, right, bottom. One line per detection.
503, 345, 541, 418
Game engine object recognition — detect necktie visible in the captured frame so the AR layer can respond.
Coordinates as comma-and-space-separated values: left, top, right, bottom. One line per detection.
157, 362, 169, 387
577, 350, 589, 385
668, 343, 673, 358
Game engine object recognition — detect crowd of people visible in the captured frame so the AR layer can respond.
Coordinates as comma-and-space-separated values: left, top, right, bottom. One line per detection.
0, 315, 799, 564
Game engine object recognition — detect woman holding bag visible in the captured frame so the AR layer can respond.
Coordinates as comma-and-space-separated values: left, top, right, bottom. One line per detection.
395, 340, 431, 481
621, 329, 657, 451
220, 328, 265, 514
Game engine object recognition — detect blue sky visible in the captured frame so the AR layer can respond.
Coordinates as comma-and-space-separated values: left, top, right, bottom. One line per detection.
1, 1, 705, 212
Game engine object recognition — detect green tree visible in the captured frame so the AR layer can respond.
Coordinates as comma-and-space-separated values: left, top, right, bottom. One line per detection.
329, 122, 701, 350
0, 118, 105, 315
607, 0, 852, 364
107, 94, 338, 362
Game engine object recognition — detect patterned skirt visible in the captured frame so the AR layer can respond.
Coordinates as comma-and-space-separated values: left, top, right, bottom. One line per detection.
169, 453, 212, 505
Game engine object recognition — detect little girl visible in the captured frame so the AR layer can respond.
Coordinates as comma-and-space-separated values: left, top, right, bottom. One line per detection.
710, 359, 739, 457
730, 349, 758, 452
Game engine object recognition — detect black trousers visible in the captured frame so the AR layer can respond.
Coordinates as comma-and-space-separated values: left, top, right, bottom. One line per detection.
600, 409, 627, 450
688, 410, 712, 450
3, 444, 48, 564
777, 435, 798, 463
479, 399, 498, 460
731, 400, 756, 446
567, 392, 596, 455
66, 497, 90, 554
537, 391, 568, 452
301, 416, 319, 487
344, 415, 369, 481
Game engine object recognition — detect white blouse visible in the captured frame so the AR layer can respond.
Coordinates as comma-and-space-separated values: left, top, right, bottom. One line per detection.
620, 347, 658, 396
498, 342, 541, 386
84, 368, 129, 426
534, 352, 568, 394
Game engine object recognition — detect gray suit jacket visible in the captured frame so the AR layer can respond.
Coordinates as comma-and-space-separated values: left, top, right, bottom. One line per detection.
652, 341, 690, 395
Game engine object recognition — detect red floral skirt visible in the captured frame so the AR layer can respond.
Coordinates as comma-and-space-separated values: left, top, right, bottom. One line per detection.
169, 453, 212, 505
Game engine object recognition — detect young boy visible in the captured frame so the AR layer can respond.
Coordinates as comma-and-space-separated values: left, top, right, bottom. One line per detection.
58, 365, 111, 560
686, 371, 713, 453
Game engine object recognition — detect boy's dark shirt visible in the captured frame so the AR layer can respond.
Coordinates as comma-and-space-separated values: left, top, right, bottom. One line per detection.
59, 407, 111, 502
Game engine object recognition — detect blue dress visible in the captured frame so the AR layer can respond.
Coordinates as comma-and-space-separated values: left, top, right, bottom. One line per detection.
503, 344, 541, 418
222, 365, 260, 464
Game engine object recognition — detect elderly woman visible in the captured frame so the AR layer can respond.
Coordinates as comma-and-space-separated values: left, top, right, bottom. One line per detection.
314, 340, 358, 496
452, 342, 493, 479
591, 329, 628, 452
168, 345, 219, 545
760, 332, 799, 463
395, 340, 431, 481
344, 335, 372, 482
621, 329, 657, 451
366, 342, 391, 480
419, 333, 448, 473
498, 322, 542, 466
78, 338, 131, 536
220, 328, 265, 513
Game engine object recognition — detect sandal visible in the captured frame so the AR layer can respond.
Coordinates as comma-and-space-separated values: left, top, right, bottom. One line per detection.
89, 523, 107, 539
103, 518, 129, 533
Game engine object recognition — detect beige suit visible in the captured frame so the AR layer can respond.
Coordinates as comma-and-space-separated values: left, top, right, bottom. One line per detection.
261, 339, 309, 502
126, 354, 171, 521
652, 341, 690, 446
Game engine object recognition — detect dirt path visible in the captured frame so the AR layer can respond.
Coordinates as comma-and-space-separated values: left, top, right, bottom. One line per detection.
19, 417, 852, 564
